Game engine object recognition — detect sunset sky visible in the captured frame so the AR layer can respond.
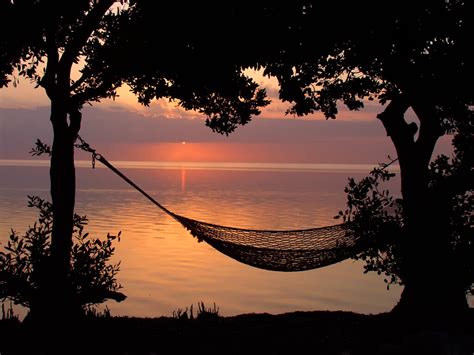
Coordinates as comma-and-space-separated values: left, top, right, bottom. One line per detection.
0, 70, 452, 163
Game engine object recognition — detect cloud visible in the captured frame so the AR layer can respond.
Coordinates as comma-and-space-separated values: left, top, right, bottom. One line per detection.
0, 71, 392, 124
77, 106, 391, 144
0, 106, 392, 161
0, 101, 450, 163
0, 80, 49, 109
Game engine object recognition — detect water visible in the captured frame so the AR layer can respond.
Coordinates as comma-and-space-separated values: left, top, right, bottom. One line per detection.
0, 161, 404, 319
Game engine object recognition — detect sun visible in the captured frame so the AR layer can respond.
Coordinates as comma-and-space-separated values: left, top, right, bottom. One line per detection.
181, 141, 187, 145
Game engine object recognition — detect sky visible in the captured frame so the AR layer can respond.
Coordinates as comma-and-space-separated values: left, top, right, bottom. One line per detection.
0, 71, 453, 164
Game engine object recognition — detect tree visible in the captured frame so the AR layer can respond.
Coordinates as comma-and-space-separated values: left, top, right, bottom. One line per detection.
258, 1, 473, 320
338, 117, 473, 314
0, 0, 268, 322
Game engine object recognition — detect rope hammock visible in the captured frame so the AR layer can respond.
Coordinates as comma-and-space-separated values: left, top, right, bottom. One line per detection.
77, 137, 364, 272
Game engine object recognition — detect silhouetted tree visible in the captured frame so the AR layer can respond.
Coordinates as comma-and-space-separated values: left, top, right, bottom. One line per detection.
339, 116, 473, 314
0, 0, 268, 323
259, 1, 473, 320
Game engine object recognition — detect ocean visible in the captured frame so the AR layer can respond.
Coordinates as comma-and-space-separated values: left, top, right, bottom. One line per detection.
1, 160, 405, 319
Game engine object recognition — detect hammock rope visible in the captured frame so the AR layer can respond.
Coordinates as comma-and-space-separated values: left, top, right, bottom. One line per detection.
76, 136, 364, 272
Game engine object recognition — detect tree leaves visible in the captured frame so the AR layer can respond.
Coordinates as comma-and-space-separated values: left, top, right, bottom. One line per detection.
338, 163, 404, 288
0, 196, 124, 310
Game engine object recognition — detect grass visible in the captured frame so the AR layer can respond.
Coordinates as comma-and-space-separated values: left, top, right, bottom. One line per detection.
0, 304, 473, 354
172, 301, 220, 321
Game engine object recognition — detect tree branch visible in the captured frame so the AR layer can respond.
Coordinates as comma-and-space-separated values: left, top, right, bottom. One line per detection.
40, 28, 60, 100
78, 289, 127, 304
376, 94, 416, 159
69, 71, 89, 93
70, 79, 119, 108
59, 0, 115, 80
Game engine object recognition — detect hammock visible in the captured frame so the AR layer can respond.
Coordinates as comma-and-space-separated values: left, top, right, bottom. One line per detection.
173, 214, 357, 271
77, 138, 362, 272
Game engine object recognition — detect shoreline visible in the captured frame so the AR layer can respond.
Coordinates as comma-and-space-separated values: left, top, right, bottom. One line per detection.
2, 309, 473, 354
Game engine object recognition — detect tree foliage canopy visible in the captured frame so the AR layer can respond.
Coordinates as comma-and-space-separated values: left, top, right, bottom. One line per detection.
0, 0, 271, 133
261, 1, 473, 125
3, 1, 471, 131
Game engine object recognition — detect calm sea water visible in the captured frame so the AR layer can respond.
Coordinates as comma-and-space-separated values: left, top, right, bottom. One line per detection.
1, 161, 406, 319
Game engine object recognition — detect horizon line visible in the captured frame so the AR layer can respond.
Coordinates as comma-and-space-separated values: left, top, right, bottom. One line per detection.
0, 159, 400, 173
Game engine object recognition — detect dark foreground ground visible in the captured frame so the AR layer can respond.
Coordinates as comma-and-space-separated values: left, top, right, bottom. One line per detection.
1, 309, 473, 354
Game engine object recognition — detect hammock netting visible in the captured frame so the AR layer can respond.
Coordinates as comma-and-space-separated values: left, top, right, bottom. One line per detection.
171, 213, 360, 272
75, 141, 363, 273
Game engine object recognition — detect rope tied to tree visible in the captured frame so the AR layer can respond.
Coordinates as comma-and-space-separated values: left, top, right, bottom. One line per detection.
75, 135, 98, 169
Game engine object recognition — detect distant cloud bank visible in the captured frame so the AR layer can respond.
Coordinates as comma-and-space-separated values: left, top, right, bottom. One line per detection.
0, 106, 452, 163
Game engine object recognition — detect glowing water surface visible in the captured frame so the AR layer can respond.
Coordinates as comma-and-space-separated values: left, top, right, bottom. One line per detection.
0, 161, 404, 318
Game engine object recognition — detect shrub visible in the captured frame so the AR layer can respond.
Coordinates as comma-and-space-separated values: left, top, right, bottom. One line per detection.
0, 196, 126, 314
339, 149, 473, 294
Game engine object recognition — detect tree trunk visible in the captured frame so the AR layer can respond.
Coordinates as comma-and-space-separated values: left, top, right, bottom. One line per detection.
50, 99, 77, 311
392, 161, 469, 325
377, 96, 469, 326
23, 0, 114, 326
27, 100, 83, 324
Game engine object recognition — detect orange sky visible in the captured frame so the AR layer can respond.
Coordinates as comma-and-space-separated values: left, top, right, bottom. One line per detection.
0, 68, 378, 121
0, 69, 452, 164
